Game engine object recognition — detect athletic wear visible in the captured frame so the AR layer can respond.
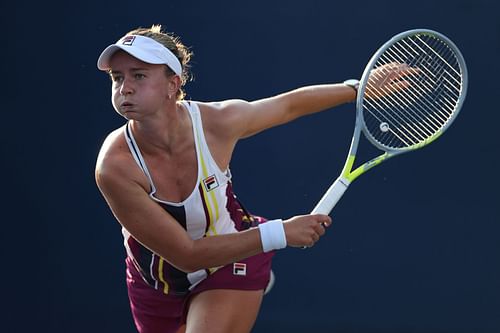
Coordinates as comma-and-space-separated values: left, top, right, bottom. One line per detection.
122, 101, 274, 332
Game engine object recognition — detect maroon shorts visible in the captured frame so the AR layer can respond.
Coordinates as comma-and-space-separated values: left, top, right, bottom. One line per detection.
125, 251, 274, 333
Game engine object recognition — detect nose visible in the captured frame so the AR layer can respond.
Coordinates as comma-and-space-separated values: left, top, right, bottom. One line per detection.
119, 77, 133, 95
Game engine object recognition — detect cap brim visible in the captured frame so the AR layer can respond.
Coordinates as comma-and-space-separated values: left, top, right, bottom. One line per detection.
97, 44, 165, 71
97, 45, 121, 70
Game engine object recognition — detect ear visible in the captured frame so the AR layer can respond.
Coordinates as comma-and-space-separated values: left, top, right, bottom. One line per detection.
167, 75, 182, 99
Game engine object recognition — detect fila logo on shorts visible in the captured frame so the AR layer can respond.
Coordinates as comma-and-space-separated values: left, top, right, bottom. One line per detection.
233, 263, 247, 276
203, 175, 219, 192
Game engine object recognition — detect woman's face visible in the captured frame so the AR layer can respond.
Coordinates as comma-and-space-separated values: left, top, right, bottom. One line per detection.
108, 50, 172, 120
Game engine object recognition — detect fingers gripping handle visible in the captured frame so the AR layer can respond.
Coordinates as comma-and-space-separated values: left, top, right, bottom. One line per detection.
311, 177, 350, 215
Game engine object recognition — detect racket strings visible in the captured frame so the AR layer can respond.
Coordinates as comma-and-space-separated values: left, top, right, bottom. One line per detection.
362, 33, 463, 149
371, 43, 455, 138
375, 51, 447, 133
364, 69, 440, 145
364, 55, 442, 146
368, 39, 460, 144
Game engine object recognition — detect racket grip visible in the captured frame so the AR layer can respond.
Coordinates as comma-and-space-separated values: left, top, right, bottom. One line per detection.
311, 177, 350, 215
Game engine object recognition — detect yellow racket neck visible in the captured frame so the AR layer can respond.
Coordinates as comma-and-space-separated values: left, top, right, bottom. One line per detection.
343, 152, 391, 183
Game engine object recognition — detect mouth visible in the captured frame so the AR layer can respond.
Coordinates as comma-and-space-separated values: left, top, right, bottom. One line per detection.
120, 102, 136, 112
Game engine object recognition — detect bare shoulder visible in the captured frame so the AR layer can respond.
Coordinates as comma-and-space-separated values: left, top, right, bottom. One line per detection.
95, 126, 147, 193
95, 127, 127, 175
193, 93, 289, 139
195, 99, 253, 140
197, 99, 251, 119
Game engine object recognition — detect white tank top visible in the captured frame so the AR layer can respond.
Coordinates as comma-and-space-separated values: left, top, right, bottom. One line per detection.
122, 101, 254, 295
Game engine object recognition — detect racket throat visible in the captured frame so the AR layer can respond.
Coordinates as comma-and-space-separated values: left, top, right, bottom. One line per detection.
310, 177, 350, 215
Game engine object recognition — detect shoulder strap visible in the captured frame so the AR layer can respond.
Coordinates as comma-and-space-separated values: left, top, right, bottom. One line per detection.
123, 122, 157, 193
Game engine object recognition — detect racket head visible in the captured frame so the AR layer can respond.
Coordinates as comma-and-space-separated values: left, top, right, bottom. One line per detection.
356, 29, 468, 153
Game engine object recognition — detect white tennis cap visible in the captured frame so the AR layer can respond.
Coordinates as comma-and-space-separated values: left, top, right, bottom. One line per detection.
97, 35, 182, 76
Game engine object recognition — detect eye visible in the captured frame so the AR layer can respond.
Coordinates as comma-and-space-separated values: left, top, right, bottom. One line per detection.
134, 73, 146, 80
110, 74, 123, 83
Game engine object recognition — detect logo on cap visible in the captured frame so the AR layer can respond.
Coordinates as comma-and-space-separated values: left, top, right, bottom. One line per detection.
121, 35, 136, 46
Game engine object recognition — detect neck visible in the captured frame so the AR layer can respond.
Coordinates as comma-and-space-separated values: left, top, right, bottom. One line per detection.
130, 102, 192, 154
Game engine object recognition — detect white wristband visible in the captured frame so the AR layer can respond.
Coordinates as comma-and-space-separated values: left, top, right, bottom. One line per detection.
258, 219, 287, 253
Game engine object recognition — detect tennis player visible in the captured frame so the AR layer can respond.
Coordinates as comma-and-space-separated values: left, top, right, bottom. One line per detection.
94, 25, 388, 333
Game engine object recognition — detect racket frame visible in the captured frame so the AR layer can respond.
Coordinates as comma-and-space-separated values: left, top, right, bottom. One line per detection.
311, 29, 468, 215
358, 29, 468, 156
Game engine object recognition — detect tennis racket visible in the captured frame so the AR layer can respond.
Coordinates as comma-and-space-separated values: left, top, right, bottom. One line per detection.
311, 29, 468, 215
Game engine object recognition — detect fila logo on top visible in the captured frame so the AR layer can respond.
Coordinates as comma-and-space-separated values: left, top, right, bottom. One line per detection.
233, 263, 247, 276
203, 175, 219, 192
122, 35, 136, 46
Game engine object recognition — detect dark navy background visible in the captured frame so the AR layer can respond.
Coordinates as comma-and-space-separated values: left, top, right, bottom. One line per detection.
4, 0, 499, 332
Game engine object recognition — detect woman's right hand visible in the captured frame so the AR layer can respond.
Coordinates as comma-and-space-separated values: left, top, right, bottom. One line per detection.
283, 214, 332, 248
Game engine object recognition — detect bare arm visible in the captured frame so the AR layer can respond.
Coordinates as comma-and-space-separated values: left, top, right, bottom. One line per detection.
208, 63, 418, 142
208, 83, 356, 140
95, 149, 330, 273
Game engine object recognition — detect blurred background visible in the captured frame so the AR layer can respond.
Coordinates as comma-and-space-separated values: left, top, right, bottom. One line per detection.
4, 0, 499, 332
